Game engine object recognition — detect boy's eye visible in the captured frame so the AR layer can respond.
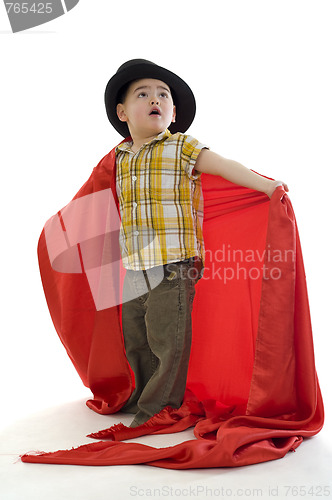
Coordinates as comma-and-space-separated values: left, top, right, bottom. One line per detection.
137, 91, 169, 98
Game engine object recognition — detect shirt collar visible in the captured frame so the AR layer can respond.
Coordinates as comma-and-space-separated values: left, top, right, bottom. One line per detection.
115, 129, 171, 155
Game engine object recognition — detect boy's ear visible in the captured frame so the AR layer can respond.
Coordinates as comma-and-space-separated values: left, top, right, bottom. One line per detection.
117, 103, 127, 122
172, 105, 176, 123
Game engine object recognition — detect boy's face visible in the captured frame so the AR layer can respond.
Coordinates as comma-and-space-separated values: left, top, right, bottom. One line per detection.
116, 78, 176, 139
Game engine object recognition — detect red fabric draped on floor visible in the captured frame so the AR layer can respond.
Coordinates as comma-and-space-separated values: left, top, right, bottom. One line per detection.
21, 145, 324, 467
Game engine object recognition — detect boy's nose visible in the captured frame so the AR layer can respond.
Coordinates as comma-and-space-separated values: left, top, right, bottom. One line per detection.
150, 96, 160, 105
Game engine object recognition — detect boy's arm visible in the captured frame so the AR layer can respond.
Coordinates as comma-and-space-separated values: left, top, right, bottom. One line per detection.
195, 149, 288, 198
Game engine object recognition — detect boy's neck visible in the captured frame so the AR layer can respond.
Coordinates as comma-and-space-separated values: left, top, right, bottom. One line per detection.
130, 130, 165, 153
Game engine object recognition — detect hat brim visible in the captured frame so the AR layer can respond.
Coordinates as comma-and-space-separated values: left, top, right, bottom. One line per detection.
105, 61, 196, 137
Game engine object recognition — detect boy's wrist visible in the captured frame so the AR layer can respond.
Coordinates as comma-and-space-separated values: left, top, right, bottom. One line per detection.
265, 180, 289, 198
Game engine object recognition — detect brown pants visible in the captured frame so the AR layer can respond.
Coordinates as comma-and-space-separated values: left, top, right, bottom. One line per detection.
121, 258, 202, 426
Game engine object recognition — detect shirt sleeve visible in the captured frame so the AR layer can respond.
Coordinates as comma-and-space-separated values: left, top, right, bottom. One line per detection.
180, 135, 209, 180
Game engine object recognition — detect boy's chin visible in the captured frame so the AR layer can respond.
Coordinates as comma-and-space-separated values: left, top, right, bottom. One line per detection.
145, 126, 168, 136
149, 123, 172, 135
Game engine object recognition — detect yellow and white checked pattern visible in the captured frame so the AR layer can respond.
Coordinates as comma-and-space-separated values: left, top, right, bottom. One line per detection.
115, 129, 207, 270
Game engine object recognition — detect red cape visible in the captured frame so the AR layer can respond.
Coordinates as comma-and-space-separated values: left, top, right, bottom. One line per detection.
21, 144, 324, 468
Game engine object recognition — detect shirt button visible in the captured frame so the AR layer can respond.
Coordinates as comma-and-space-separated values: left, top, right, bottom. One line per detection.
133, 202, 137, 208
134, 231, 139, 236
132, 175, 137, 181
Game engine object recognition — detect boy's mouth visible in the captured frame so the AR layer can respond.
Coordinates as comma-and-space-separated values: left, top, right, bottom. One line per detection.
149, 107, 161, 116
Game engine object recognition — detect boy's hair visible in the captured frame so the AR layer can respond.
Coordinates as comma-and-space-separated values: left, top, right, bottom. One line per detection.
117, 80, 137, 105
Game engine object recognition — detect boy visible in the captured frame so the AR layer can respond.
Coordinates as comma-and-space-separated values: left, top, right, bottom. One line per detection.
105, 59, 287, 427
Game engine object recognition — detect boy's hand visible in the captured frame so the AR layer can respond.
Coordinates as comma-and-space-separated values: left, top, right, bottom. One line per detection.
266, 180, 289, 198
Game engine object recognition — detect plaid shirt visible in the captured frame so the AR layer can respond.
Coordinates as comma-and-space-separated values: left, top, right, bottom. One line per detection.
115, 129, 207, 270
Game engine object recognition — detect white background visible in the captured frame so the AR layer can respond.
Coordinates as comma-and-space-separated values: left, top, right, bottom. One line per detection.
0, 1, 331, 498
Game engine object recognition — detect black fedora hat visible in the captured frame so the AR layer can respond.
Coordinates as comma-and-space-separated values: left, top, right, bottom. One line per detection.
105, 59, 196, 138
